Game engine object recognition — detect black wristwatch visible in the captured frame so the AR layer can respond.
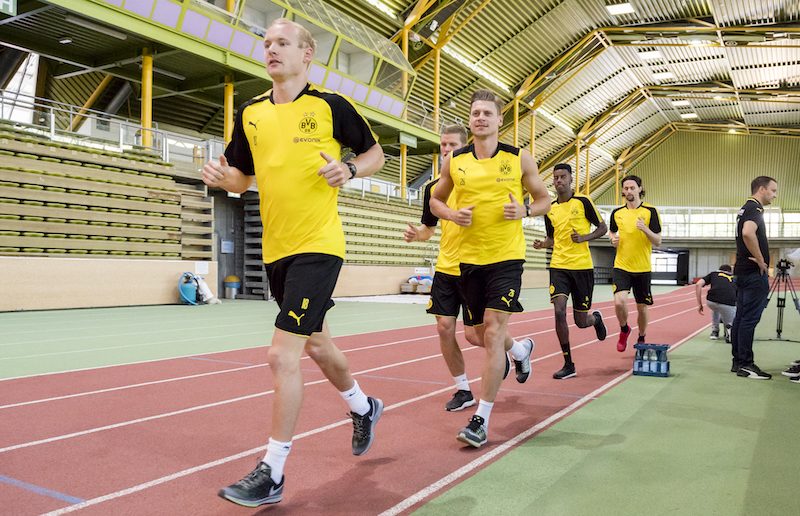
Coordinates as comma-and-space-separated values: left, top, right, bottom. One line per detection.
346, 161, 357, 180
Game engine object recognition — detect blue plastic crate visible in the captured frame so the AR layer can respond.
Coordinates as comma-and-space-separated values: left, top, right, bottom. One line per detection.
632, 343, 670, 377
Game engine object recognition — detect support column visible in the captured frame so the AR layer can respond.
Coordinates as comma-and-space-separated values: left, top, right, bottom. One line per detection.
224, 74, 234, 144
615, 163, 621, 200
400, 144, 408, 200
529, 109, 536, 157
141, 48, 153, 149
69, 74, 113, 132
585, 145, 590, 195
513, 98, 519, 146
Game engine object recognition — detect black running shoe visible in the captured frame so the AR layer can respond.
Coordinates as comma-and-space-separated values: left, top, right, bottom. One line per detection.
351, 396, 383, 455
790, 375, 800, 384
553, 363, 576, 380
592, 311, 607, 341
445, 390, 476, 411
456, 415, 487, 448
218, 462, 284, 507
513, 338, 535, 383
781, 364, 800, 378
737, 364, 772, 380
792, 358, 800, 366
503, 352, 511, 380
731, 358, 740, 373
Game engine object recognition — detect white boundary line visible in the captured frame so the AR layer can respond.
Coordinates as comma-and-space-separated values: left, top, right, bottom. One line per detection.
1, 294, 695, 409
378, 323, 709, 516
40, 306, 705, 515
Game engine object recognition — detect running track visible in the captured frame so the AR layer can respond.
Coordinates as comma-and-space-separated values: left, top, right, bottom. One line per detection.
0, 287, 708, 515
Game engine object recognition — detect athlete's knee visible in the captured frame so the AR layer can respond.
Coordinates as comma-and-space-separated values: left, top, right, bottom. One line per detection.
553, 304, 568, 320
464, 326, 483, 347
574, 312, 591, 328
436, 317, 456, 338
267, 345, 301, 375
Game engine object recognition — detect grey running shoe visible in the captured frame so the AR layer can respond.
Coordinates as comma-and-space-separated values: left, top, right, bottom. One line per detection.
351, 397, 383, 455
218, 462, 284, 507
457, 415, 487, 448
513, 338, 535, 383
445, 390, 476, 411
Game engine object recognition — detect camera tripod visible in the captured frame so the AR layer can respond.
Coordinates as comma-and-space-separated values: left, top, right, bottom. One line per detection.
765, 261, 800, 342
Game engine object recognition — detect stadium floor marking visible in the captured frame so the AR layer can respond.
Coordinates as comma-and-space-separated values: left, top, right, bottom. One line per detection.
378, 324, 707, 515
0, 474, 84, 505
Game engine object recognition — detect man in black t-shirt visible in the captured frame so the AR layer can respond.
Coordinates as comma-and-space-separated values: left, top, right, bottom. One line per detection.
695, 264, 736, 342
731, 176, 778, 379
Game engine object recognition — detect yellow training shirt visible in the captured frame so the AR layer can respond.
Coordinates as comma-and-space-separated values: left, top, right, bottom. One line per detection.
449, 143, 525, 265
224, 84, 377, 264
609, 202, 662, 273
544, 194, 603, 270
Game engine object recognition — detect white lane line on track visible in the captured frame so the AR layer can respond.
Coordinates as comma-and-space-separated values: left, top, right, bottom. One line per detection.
0, 293, 695, 408
41, 307, 706, 516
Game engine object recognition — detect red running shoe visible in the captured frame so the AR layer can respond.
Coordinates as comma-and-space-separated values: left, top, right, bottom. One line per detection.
617, 327, 631, 352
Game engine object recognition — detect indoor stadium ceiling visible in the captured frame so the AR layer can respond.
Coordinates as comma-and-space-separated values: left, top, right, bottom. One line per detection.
1, 0, 799, 191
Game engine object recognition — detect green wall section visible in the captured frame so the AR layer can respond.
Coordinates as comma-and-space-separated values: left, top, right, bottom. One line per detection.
595, 131, 800, 210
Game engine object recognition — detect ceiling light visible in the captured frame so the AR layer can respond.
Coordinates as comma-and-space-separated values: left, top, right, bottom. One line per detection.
64, 15, 128, 40
652, 72, 675, 81
441, 44, 510, 92
138, 64, 186, 81
606, 3, 636, 16
713, 95, 724, 100
364, 0, 397, 18
638, 50, 662, 60
671, 100, 691, 107
728, 129, 737, 134
58, 37, 73, 45
680, 113, 699, 119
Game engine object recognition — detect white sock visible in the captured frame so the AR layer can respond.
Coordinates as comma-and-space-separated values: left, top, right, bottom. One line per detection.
508, 338, 528, 361
340, 380, 370, 416
453, 374, 470, 392
475, 400, 494, 428
263, 438, 292, 483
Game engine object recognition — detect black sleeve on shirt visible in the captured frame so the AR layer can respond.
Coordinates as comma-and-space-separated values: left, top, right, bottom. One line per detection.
420, 180, 439, 227
577, 196, 602, 227
321, 93, 378, 155
646, 206, 662, 233
223, 98, 258, 176
544, 214, 554, 238
740, 201, 762, 225
609, 207, 622, 233
702, 272, 713, 286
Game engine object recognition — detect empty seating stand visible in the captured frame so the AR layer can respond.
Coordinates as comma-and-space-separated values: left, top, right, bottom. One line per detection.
0, 123, 212, 261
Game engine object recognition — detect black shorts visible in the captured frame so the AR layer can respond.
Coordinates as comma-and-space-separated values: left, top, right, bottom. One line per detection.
459, 260, 524, 326
549, 268, 594, 311
427, 271, 472, 324
612, 268, 653, 305
266, 253, 343, 336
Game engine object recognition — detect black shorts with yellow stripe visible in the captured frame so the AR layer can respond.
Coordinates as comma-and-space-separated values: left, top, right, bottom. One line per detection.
459, 260, 524, 326
426, 271, 473, 324
612, 268, 653, 305
266, 253, 343, 336
549, 268, 594, 311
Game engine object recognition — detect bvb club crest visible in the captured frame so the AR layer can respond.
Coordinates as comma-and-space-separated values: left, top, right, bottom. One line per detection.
299, 113, 318, 134
500, 159, 511, 175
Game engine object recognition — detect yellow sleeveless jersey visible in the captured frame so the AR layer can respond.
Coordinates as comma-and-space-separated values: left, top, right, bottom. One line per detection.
421, 178, 461, 276
609, 202, 662, 272
449, 143, 525, 265
544, 194, 603, 270
224, 85, 377, 264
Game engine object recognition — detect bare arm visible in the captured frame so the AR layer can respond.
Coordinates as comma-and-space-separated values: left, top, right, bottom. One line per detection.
573, 221, 608, 243
404, 223, 436, 243
636, 218, 662, 247
695, 279, 707, 314
742, 220, 768, 274
533, 236, 554, 249
520, 152, 550, 217
319, 142, 385, 187
202, 155, 253, 194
